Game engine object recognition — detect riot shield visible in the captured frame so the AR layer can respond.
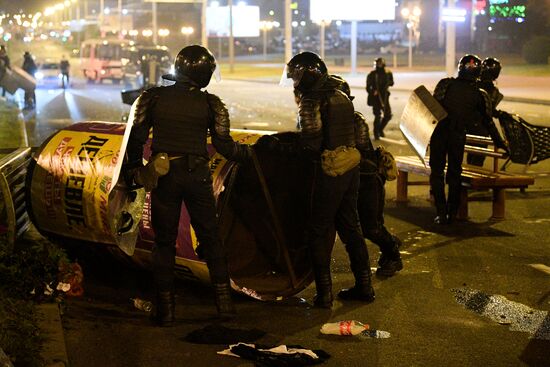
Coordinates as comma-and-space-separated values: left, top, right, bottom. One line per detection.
0, 66, 36, 95
399, 85, 448, 165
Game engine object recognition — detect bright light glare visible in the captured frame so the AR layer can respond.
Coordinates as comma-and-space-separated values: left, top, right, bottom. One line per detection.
311, 0, 396, 21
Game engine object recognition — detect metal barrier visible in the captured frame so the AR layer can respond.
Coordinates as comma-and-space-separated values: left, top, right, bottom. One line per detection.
0, 148, 32, 250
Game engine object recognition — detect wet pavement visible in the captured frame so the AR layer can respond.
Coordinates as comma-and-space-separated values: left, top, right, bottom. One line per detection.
4, 78, 550, 366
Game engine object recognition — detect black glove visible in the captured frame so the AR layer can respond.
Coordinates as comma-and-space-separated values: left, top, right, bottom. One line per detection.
122, 160, 144, 189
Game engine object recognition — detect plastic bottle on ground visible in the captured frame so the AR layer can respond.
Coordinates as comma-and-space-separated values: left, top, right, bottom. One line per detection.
320, 320, 370, 335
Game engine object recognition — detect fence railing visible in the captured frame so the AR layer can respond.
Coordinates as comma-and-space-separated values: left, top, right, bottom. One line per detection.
0, 148, 32, 251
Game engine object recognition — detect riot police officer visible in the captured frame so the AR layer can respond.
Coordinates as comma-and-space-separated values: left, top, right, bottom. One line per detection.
127, 45, 251, 326
366, 57, 394, 140
284, 52, 375, 308
430, 54, 504, 224
22, 51, 37, 109
335, 78, 403, 277
467, 57, 505, 166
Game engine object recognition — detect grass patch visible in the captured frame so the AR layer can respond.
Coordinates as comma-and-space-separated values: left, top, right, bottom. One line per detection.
0, 102, 24, 152
0, 231, 69, 367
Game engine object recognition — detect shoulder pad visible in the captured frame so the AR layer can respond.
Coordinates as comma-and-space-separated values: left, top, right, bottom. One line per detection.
206, 93, 230, 136
433, 78, 453, 101
132, 88, 159, 127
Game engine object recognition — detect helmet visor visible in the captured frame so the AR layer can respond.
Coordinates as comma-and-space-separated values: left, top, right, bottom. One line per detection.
279, 65, 294, 87
279, 64, 304, 87
212, 63, 221, 83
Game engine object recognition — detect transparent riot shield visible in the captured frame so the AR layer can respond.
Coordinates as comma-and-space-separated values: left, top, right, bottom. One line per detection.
399, 85, 448, 165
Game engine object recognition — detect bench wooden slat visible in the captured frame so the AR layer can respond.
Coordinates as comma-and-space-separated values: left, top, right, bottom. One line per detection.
394, 155, 535, 220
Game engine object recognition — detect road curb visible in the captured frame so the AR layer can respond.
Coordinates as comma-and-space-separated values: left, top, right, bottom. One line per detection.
36, 303, 69, 367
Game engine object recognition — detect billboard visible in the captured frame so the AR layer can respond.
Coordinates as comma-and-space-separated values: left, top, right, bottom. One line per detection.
310, 0, 396, 22
206, 5, 260, 37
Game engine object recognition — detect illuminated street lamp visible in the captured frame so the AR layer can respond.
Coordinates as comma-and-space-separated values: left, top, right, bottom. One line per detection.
180, 26, 194, 45
401, 5, 421, 68
259, 20, 274, 61
142, 29, 153, 38
158, 28, 170, 39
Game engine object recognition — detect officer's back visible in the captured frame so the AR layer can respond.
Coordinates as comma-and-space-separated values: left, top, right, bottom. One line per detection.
437, 78, 484, 132
148, 84, 211, 156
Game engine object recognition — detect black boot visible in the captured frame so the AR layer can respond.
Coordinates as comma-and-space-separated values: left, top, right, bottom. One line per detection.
151, 291, 175, 327
338, 269, 375, 302
213, 283, 236, 319
313, 272, 333, 309
376, 236, 403, 277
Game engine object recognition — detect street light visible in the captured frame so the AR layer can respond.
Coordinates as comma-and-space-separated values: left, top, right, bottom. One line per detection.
401, 5, 421, 68
158, 28, 170, 39
259, 21, 274, 61
180, 26, 194, 45
142, 29, 153, 38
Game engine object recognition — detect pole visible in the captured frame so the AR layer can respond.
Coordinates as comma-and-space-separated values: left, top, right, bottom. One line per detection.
84, 0, 88, 18
319, 22, 325, 59
99, 0, 104, 34
229, 0, 234, 73
284, 0, 292, 63
408, 22, 413, 68
218, 37, 222, 59
201, 0, 208, 47
445, 0, 456, 76
262, 28, 267, 61
152, 1, 158, 45
77, 4, 81, 49
118, 0, 122, 37
350, 20, 357, 75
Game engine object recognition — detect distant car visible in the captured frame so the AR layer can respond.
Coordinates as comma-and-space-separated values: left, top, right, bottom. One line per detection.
35, 62, 61, 87
121, 45, 172, 88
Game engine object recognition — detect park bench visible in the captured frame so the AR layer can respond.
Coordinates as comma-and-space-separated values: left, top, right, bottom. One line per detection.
395, 148, 535, 220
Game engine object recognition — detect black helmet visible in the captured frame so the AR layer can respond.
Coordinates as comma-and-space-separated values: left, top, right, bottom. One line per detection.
457, 54, 481, 80
374, 57, 386, 69
480, 57, 501, 81
286, 51, 327, 90
173, 45, 217, 87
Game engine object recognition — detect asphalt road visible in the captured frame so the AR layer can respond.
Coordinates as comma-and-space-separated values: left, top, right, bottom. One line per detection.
11, 78, 550, 366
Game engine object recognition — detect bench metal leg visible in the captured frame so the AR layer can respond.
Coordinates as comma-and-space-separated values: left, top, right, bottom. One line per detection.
491, 188, 506, 220
396, 171, 408, 203
457, 188, 469, 220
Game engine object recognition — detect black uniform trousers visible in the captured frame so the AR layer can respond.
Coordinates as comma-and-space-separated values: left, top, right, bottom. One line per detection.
307, 164, 370, 277
357, 172, 396, 254
372, 96, 392, 138
429, 121, 466, 216
151, 157, 228, 292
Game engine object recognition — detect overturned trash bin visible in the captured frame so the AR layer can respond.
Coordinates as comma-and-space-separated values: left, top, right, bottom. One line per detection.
26, 119, 317, 301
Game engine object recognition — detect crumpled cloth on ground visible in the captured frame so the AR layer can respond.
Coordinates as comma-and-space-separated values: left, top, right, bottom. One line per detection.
182, 324, 266, 344
218, 343, 330, 366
